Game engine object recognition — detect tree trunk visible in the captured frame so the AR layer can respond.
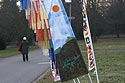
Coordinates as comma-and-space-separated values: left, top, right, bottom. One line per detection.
115, 24, 120, 38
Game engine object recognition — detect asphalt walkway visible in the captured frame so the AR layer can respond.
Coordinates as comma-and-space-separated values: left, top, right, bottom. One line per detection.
0, 49, 49, 83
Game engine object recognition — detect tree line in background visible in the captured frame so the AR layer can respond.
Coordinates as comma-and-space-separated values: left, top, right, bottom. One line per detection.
63, 0, 125, 40
0, 0, 125, 50
0, 0, 34, 50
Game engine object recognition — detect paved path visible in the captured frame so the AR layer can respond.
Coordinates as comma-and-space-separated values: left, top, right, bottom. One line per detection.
0, 49, 49, 83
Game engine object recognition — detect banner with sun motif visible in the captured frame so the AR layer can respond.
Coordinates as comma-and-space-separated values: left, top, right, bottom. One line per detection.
81, 0, 95, 71
43, 0, 75, 50
43, 0, 88, 82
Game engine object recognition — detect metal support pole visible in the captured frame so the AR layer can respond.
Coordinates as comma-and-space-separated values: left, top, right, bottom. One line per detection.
77, 78, 81, 83
73, 79, 77, 83
94, 59, 100, 83
69, 3, 71, 23
88, 73, 93, 83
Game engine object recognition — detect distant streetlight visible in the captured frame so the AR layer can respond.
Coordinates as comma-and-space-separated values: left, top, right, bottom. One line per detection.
65, 0, 72, 3
0, 0, 2, 2
65, 0, 72, 23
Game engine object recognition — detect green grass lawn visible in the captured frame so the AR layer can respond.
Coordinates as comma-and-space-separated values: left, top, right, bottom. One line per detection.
0, 45, 39, 58
37, 38, 125, 83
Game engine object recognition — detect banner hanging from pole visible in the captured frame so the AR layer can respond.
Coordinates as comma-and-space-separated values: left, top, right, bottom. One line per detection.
81, 0, 95, 71
81, 0, 100, 83
18, 0, 51, 48
43, 0, 88, 82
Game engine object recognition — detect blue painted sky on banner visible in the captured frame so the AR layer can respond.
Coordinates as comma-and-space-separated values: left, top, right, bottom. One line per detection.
43, 0, 75, 50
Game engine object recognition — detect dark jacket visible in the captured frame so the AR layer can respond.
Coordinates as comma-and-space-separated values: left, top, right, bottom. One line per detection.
21, 40, 29, 55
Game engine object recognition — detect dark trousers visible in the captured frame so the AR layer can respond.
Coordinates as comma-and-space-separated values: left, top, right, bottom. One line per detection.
22, 54, 28, 62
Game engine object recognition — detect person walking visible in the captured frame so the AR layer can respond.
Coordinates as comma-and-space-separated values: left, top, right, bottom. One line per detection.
20, 37, 29, 62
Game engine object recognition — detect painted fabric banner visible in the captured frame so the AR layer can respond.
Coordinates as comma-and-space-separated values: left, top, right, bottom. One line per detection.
18, 0, 51, 48
81, 0, 95, 71
19, 0, 27, 10
48, 40, 60, 81
43, 0, 88, 82
17, 0, 60, 80
56, 38, 88, 82
43, 0, 75, 50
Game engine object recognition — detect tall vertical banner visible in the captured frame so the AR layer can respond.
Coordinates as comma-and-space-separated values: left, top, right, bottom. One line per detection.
81, 0, 100, 83
43, 0, 88, 82
81, 0, 95, 71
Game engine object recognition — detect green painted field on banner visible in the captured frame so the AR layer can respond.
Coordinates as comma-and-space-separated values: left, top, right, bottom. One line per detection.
37, 38, 125, 83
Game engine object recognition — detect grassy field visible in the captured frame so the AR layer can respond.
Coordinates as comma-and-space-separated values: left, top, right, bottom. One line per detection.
37, 38, 125, 83
0, 45, 39, 58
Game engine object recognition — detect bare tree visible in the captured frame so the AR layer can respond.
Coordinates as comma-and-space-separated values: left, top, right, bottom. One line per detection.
0, 0, 33, 49
107, 0, 125, 38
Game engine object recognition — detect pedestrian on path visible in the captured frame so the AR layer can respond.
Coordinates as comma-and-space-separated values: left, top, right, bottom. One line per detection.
19, 36, 29, 62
